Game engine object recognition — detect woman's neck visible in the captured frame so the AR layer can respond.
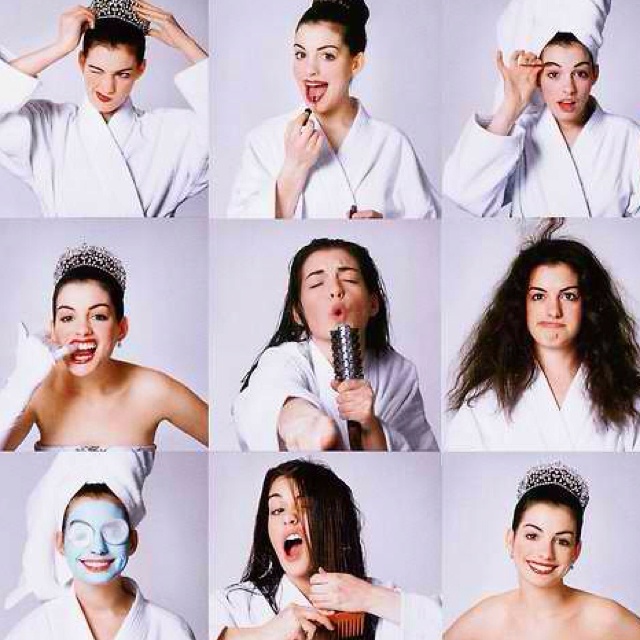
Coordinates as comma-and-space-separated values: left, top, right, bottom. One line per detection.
555, 97, 595, 147
74, 576, 134, 614
312, 330, 367, 368
315, 96, 358, 151
517, 579, 575, 617
54, 359, 123, 395
287, 573, 312, 599
535, 347, 580, 407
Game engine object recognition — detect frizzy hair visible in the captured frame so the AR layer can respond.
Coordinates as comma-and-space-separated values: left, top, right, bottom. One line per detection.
448, 228, 640, 429
241, 238, 390, 390
297, 0, 370, 55
233, 459, 378, 639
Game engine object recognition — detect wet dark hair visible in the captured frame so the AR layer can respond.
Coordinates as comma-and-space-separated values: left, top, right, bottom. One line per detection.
241, 238, 391, 390
234, 459, 377, 639
53, 266, 125, 322
61, 482, 130, 533
82, 18, 146, 64
297, 0, 370, 55
512, 484, 584, 542
448, 229, 640, 429
542, 31, 595, 67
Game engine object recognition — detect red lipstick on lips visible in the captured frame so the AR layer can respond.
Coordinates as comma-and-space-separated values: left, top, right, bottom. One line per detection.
96, 91, 112, 103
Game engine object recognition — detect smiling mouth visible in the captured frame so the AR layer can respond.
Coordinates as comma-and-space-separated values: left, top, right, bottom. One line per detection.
283, 533, 304, 559
69, 341, 97, 364
527, 560, 557, 575
305, 81, 328, 105
80, 558, 114, 573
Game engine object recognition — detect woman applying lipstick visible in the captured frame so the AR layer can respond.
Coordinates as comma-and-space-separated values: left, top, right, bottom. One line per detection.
0, 243, 208, 450
232, 238, 437, 452
443, 1, 640, 217
445, 461, 640, 640
446, 227, 640, 451
227, 0, 439, 219
214, 458, 442, 640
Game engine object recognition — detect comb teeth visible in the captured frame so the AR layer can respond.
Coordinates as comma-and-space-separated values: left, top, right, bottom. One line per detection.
329, 611, 365, 638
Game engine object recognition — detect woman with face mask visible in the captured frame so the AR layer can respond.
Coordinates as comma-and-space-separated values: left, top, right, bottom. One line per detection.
0, 243, 208, 450
0, 0, 208, 217
4, 451, 196, 639
227, 0, 439, 219
443, 0, 640, 217
445, 461, 640, 640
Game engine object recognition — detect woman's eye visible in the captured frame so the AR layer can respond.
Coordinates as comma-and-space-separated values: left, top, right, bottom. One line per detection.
576, 71, 589, 79
294, 51, 305, 60
59, 315, 74, 323
557, 538, 571, 547
530, 293, 544, 301
562, 291, 579, 302
92, 313, 109, 321
546, 71, 558, 80
322, 53, 336, 61
269, 507, 284, 516
119, 73, 131, 79
308, 281, 323, 289
525, 533, 537, 540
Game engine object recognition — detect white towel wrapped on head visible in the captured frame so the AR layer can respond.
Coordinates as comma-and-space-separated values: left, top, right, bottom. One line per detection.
5, 450, 154, 610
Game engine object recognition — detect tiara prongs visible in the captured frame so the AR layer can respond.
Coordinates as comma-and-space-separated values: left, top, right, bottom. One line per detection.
517, 461, 589, 510
54, 244, 127, 292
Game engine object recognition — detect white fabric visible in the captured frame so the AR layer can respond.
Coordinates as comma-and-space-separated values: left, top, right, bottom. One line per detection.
5, 451, 154, 609
6, 578, 194, 640
443, 103, 640, 217
233, 340, 438, 451
0, 50, 209, 217
497, 0, 611, 61
227, 101, 439, 218
446, 367, 640, 451
0, 324, 54, 448
213, 574, 442, 640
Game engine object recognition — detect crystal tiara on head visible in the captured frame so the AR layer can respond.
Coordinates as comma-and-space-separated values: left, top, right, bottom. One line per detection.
517, 460, 590, 510
54, 243, 127, 293
90, 0, 151, 34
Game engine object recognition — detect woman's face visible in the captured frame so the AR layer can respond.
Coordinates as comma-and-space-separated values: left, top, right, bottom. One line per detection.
267, 476, 314, 582
293, 21, 363, 114
526, 263, 582, 354
507, 502, 581, 589
539, 43, 598, 126
52, 280, 127, 377
297, 248, 379, 345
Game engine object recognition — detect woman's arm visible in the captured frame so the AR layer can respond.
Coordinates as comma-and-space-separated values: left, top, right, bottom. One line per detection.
10, 6, 95, 77
277, 397, 341, 451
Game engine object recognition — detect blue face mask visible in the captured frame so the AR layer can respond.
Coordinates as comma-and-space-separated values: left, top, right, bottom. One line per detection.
63, 499, 131, 585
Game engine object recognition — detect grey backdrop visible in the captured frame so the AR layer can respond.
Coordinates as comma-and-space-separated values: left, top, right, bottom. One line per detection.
443, 453, 640, 627
213, 0, 442, 217
441, 219, 640, 429
0, 0, 208, 218
442, 0, 640, 216
210, 220, 441, 450
0, 218, 208, 450
0, 451, 208, 640
211, 452, 441, 599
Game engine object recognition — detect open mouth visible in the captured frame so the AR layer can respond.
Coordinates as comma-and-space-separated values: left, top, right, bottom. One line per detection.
80, 558, 114, 573
557, 100, 576, 113
283, 533, 304, 559
527, 560, 557, 575
331, 304, 346, 322
69, 341, 98, 364
96, 91, 113, 104
305, 81, 328, 105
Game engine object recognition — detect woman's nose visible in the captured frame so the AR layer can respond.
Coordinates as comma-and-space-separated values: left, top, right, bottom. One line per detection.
329, 279, 345, 299
100, 75, 117, 94
305, 56, 319, 75
545, 296, 562, 318
284, 510, 299, 525
90, 532, 109, 555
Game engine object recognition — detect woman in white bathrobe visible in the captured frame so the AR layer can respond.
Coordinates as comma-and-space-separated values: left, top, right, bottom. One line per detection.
443, 31, 640, 218
0, 243, 208, 450
0, 2, 208, 217
214, 459, 441, 640
445, 461, 640, 640
233, 238, 437, 451
447, 232, 640, 451
227, 0, 439, 219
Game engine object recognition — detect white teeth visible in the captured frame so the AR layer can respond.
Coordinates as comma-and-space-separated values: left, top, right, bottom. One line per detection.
286, 533, 302, 542
75, 341, 97, 352
82, 560, 112, 568
528, 561, 555, 574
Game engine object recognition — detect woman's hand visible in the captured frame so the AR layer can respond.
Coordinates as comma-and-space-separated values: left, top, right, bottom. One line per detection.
134, 1, 207, 63
309, 569, 373, 613
331, 379, 376, 428
260, 603, 334, 640
488, 50, 543, 136
278, 398, 342, 451
56, 5, 96, 56
349, 209, 383, 219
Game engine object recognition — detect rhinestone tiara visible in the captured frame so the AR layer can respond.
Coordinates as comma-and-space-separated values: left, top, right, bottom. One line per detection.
517, 461, 589, 510
90, 0, 151, 34
54, 244, 127, 292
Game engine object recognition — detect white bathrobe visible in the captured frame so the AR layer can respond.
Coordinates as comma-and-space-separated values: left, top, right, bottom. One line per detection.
233, 340, 438, 451
213, 575, 442, 640
6, 579, 194, 640
227, 101, 439, 219
0, 48, 209, 217
443, 103, 640, 218
446, 367, 640, 451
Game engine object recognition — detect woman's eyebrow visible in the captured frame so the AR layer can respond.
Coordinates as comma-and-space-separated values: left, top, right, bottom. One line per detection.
317, 45, 339, 52
523, 523, 543, 531
267, 493, 283, 500
305, 269, 326, 280
554, 530, 575, 537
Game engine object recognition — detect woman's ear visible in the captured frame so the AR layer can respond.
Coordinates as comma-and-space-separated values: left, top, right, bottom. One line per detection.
55, 530, 65, 556
505, 528, 515, 558
118, 316, 129, 342
369, 294, 380, 318
128, 529, 139, 556
351, 52, 365, 77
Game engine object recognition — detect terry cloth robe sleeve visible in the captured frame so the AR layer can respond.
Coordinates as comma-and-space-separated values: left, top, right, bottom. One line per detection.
401, 592, 442, 640
232, 343, 323, 451
443, 114, 527, 216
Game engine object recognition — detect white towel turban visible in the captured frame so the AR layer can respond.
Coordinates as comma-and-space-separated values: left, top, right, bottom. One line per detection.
5, 450, 154, 609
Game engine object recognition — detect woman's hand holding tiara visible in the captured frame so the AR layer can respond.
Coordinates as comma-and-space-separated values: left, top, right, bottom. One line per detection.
133, 1, 207, 63
56, 5, 96, 56
488, 49, 543, 136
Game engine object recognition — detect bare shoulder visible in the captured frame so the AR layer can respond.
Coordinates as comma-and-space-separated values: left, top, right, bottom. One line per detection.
577, 591, 640, 637
119, 362, 181, 397
445, 592, 513, 640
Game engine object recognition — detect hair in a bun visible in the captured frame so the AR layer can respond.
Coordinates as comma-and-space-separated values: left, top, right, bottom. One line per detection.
297, 0, 370, 54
